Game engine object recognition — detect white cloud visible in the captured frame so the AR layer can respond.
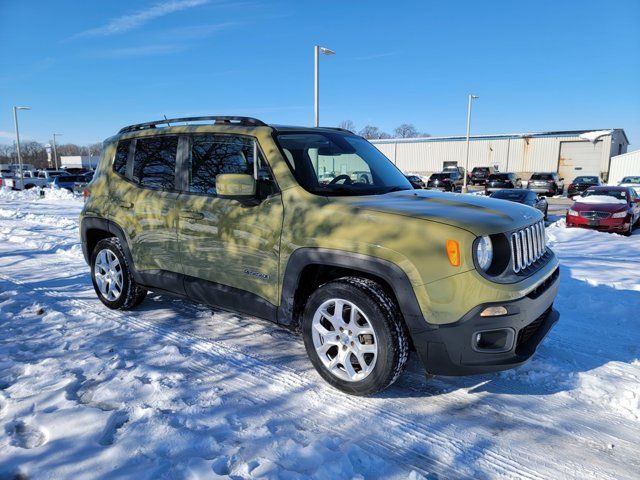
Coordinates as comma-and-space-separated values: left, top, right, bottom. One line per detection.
73, 0, 209, 38
0, 131, 14, 140
93, 44, 189, 58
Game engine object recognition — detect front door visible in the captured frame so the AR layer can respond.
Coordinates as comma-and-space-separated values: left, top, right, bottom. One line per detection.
176, 133, 283, 306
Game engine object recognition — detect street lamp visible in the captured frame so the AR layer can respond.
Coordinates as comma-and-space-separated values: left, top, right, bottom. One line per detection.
52, 133, 63, 170
462, 94, 479, 193
13, 106, 31, 184
314, 45, 336, 127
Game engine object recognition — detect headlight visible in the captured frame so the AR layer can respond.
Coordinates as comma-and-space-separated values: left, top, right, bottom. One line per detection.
567, 209, 578, 216
612, 211, 628, 219
475, 235, 493, 271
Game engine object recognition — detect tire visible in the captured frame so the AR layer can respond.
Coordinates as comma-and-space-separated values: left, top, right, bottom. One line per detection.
91, 237, 147, 310
302, 277, 409, 396
623, 221, 633, 237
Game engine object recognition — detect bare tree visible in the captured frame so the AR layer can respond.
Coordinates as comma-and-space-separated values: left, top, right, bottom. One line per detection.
394, 123, 418, 138
358, 125, 391, 139
337, 120, 356, 133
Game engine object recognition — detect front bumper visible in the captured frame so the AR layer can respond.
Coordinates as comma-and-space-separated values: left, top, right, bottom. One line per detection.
566, 215, 629, 232
411, 267, 560, 376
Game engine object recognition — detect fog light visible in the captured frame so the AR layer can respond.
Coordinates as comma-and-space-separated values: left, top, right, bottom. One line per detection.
473, 328, 515, 352
480, 306, 508, 317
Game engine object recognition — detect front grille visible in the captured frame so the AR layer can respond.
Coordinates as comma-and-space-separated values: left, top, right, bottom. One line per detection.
516, 307, 551, 349
579, 211, 610, 220
510, 220, 546, 273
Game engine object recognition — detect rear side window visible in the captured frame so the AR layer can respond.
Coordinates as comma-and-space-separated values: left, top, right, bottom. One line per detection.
132, 136, 178, 190
188, 134, 267, 195
113, 140, 130, 177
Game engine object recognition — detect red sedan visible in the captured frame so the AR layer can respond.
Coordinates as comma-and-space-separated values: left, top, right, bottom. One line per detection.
566, 186, 640, 236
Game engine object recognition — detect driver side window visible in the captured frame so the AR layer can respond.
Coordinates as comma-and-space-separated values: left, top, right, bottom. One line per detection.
188, 134, 277, 197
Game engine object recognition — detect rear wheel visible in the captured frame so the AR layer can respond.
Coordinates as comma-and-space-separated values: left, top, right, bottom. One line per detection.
91, 237, 147, 309
302, 277, 409, 395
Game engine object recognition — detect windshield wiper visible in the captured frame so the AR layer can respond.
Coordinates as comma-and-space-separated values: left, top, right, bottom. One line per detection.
383, 186, 411, 193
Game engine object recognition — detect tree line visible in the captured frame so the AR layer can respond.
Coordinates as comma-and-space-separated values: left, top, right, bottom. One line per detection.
0, 141, 102, 169
337, 120, 430, 139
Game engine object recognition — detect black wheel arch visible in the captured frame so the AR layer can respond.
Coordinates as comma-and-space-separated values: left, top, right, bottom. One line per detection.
278, 248, 427, 337
81, 217, 139, 282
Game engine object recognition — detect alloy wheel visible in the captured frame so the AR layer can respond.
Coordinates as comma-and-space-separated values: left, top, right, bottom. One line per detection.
94, 248, 123, 301
311, 298, 378, 382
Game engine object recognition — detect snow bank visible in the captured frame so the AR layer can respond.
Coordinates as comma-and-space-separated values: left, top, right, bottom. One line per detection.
1, 190, 640, 479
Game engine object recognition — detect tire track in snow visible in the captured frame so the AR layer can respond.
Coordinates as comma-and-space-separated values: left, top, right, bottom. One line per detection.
2, 272, 549, 480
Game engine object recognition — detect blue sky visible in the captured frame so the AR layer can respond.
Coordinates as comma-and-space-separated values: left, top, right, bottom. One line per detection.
1, 0, 639, 146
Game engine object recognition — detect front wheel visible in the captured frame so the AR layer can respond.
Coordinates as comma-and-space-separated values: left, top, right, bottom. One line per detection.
302, 277, 409, 395
91, 237, 147, 309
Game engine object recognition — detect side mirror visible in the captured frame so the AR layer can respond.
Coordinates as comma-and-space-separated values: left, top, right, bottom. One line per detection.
216, 173, 256, 200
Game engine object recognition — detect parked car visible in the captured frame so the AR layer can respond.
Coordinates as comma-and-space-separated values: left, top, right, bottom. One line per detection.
426, 171, 464, 191
51, 174, 91, 193
405, 175, 425, 189
526, 172, 564, 196
567, 176, 602, 197
485, 173, 522, 193
3, 169, 50, 190
490, 189, 548, 220
80, 115, 560, 395
0, 170, 15, 189
443, 165, 470, 183
618, 176, 640, 195
566, 186, 640, 236
470, 166, 498, 185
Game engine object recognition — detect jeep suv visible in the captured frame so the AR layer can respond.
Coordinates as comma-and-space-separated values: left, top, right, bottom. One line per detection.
80, 116, 560, 395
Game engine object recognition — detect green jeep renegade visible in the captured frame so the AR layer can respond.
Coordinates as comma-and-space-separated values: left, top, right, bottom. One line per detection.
80, 116, 560, 395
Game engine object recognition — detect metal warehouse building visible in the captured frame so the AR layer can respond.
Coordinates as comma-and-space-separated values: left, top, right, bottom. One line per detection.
608, 149, 640, 185
371, 129, 629, 181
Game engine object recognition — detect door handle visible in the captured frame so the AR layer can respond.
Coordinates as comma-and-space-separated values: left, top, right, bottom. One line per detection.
180, 210, 204, 220
118, 201, 133, 209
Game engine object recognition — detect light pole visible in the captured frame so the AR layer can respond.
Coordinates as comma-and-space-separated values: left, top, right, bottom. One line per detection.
314, 45, 335, 127
52, 133, 63, 170
13, 106, 31, 184
462, 94, 479, 193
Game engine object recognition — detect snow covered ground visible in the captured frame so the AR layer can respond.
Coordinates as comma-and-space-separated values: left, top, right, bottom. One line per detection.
0, 188, 639, 479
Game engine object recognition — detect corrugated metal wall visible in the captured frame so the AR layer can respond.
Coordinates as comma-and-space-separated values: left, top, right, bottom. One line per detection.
371, 134, 617, 179
608, 150, 640, 185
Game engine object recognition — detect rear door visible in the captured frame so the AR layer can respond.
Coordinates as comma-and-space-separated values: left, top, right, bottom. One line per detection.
110, 135, 182, 281
175, 133, 283, 306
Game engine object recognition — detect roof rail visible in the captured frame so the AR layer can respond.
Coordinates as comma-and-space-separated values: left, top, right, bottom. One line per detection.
118, 116, 267, 134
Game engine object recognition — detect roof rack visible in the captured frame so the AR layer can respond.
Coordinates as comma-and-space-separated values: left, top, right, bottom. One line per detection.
118, 116, 267, 134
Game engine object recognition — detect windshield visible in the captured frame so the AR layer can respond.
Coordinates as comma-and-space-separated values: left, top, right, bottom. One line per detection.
574, 176, 598, 184
472, 167, 488, 173
276, 132, 412, 196
430, 173, 455, 180
489, 173, 509, 180
582, 189, 627, 201
490, 190, 527, 201
530, 173, 553, 180
621, 176, 640, 183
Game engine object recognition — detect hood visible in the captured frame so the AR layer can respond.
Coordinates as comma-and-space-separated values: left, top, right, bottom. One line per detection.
330, 189, 542, 235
